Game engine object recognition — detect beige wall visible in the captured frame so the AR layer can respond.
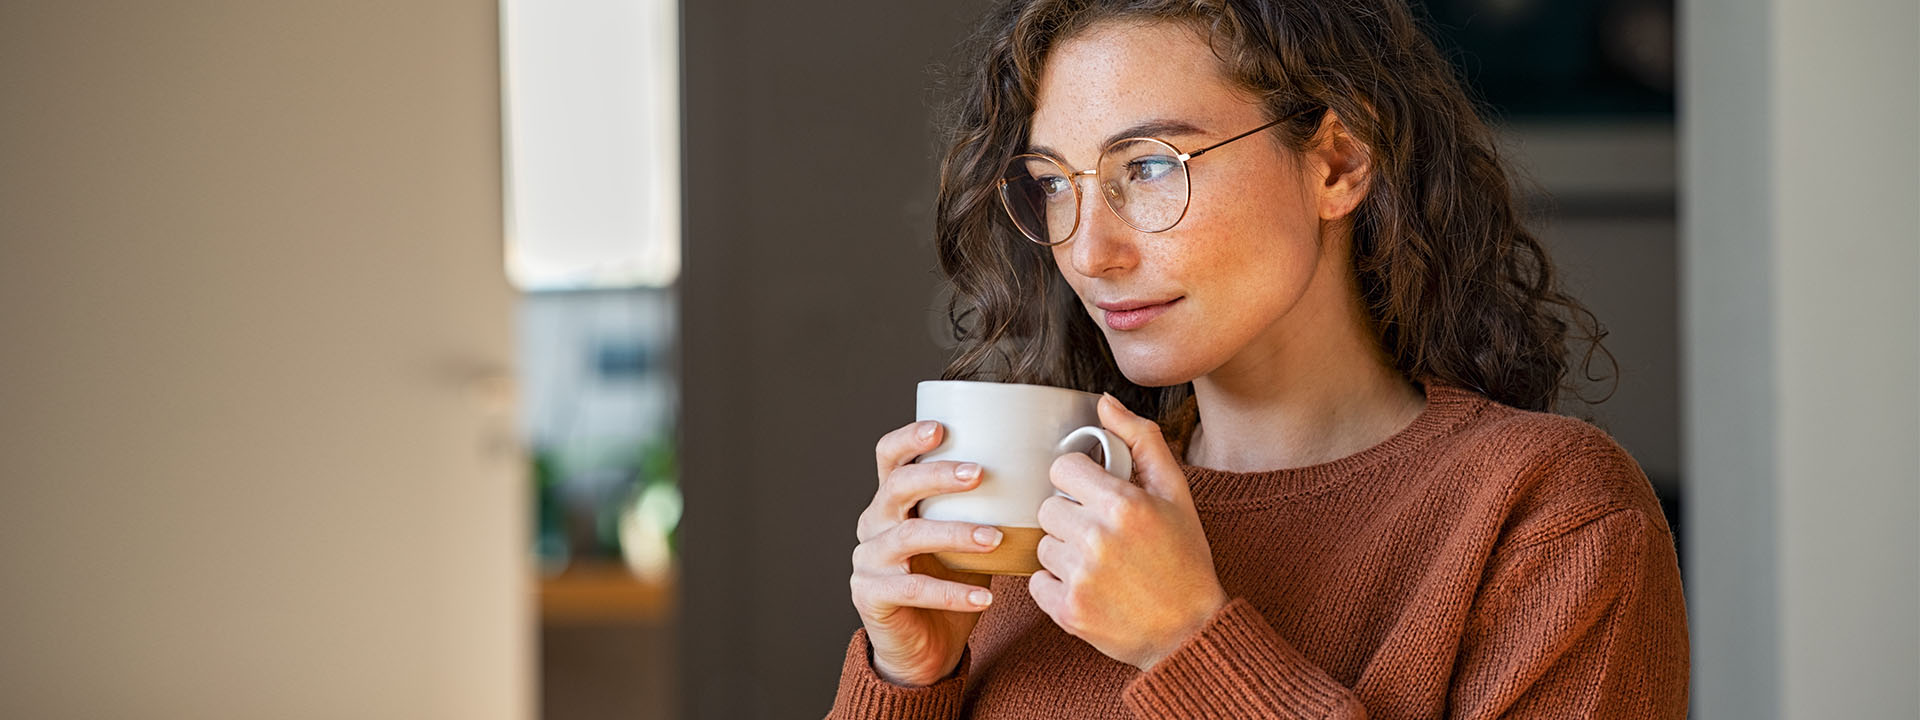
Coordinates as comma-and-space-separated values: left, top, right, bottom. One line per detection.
0, 2, 527, 718
1684, 0, 1920, 717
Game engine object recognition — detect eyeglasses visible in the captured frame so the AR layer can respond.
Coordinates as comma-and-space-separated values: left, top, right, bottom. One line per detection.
996, 108, 1318, 246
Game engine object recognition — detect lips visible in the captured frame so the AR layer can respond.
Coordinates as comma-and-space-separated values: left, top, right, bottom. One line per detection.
1097, 297, 1181, 331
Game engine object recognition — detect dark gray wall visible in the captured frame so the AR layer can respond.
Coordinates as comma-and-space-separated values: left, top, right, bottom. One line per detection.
679, 2, 993, 717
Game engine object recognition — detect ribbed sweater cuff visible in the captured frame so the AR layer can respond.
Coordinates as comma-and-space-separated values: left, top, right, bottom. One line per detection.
1122, 598, 1361, 720
827, 629, 968, 720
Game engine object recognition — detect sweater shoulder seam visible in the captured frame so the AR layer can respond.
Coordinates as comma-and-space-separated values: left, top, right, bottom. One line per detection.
1498, 504, 1650, 559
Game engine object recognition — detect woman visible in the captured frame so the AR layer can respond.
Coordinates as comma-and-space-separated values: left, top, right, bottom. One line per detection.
834, 1, 1688, 717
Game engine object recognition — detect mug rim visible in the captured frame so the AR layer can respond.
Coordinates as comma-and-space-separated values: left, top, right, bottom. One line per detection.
917, 379, 1103, 401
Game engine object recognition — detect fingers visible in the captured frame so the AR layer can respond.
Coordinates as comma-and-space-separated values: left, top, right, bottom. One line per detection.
1035, 493, 1097, 543
1097, 393, 1192, 504
875, 420, 943, 483
850, 518, 1002, 614
857, 460, 981, 542
853, 518, 1003, 574
1027, 569, 1067, 626
851, 571, 995, 615
1049, 452, 1132, 508
1034, 532, 1080, 584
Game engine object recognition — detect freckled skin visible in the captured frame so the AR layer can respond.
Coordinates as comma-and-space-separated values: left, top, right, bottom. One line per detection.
1031, 20, 1345, 389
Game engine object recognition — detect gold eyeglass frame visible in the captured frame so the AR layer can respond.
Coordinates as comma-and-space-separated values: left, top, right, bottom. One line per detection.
995, 107, 1321, 246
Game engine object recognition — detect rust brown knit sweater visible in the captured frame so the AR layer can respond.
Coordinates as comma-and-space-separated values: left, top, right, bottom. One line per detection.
829, 380, 1689, 719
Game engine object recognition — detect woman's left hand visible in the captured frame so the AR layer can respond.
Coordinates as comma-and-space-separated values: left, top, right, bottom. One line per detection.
1029, 393, 1228, 671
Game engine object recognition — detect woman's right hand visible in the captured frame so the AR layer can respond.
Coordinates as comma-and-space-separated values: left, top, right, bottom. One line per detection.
850, 420, 1003, 687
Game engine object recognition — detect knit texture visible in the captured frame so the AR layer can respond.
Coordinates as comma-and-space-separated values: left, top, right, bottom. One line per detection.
828, 380, 1689, 719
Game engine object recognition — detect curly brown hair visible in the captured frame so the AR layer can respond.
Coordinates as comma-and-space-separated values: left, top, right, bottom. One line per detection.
935, 0, 1612, 417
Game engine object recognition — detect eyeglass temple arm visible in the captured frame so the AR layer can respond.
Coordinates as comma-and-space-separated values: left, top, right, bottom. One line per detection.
1182, 106, 1321, 160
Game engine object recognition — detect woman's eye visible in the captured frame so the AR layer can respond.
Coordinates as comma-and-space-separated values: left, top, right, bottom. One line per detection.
1127, 156, 1178, 182
1035, 175, 1071, 197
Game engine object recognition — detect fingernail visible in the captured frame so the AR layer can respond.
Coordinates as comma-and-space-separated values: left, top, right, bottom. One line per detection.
955, 463, 980, 481
969, 589, 993, 607
973, 527, 1002, 547
1100, 393, 1121, 410
917, 422, 937, 441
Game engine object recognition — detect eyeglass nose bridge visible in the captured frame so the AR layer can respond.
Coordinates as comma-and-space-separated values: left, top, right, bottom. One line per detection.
1062, 166, 1142, 239
998, 148, 1193, 246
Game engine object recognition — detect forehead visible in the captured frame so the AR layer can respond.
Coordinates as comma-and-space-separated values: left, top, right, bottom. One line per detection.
1029, 20, 1255, 164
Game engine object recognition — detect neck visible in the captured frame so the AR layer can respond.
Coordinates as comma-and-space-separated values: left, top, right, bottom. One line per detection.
1184, 241, 1426, 472
1187, 359, 1424, 472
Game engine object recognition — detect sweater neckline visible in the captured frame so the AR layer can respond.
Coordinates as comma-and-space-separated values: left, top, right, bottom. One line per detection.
1163, 378, 1490, 504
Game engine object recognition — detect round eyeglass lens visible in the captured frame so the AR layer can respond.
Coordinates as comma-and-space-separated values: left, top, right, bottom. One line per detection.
999, 154, 1078, 244
1097, 138, 1190, 233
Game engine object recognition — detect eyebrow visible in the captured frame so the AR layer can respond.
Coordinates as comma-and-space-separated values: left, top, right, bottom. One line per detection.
1027, 118, 1210, 162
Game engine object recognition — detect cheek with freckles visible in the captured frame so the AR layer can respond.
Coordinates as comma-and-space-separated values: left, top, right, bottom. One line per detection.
1078, 217, 1320, 387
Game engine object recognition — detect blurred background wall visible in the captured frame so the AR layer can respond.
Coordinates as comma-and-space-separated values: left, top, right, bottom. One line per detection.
0, 2, 527, 718
676, 1, 995, 717
1684, 0, 1918, 717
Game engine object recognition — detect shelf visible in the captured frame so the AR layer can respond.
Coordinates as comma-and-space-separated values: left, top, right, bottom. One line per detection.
539, 561, 675, 625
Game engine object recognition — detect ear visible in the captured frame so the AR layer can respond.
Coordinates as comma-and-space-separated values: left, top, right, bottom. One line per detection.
1306, 111, 1372, 222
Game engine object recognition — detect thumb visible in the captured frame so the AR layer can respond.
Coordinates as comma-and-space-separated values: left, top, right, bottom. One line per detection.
1097, 393, 1192, 504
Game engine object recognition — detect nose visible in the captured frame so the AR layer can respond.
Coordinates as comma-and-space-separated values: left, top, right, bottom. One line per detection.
1063, 175, 1138, 278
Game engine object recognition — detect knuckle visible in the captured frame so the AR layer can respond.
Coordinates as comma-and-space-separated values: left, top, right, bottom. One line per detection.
890, 462, 932, 489
852, 588, 885, 619
946, 521, 976, 547
901, 517, 958, 548
895, 517, 928, 543
1083, 532, 1109, 565
896, 574, 926, 602
874, 424, 922, 473
875, 469, 903, 500
1049, 453, 1079, 476
942, 582, 971, 608
888, 525, 922, 558
928, 580, 955, 607
849, 573, 874, 610
1064, 588, 1090, 623
1054, 598, 1079, 632
885, 463, 939, 499
1038, 535, 1069, 573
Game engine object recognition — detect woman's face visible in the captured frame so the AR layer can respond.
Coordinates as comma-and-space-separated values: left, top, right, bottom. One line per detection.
1029, 20, 1337, 388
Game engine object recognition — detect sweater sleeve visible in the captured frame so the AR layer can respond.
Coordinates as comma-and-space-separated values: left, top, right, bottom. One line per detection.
824, 628, 969, 720
1446, 507, 1689, 719
1120, 597, 1367, 719
1121, 508, 1687, 720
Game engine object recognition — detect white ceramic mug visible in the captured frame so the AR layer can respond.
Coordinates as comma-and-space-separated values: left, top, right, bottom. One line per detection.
914, 380, 1133, 575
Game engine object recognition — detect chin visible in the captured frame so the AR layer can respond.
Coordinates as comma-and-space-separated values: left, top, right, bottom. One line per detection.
1106, 335, 1211, 388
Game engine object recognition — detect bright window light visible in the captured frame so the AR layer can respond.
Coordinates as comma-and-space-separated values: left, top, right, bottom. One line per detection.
503, 0, 679, 290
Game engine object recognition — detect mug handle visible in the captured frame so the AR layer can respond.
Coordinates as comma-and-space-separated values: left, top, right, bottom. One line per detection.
1053, 425, 1133, 503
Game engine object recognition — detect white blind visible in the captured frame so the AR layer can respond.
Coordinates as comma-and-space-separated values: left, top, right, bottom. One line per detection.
503, 0, 679, 290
